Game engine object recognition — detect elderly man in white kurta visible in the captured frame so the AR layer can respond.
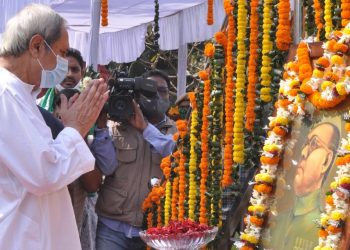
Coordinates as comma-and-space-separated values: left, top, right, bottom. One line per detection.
0, 4, 108, 250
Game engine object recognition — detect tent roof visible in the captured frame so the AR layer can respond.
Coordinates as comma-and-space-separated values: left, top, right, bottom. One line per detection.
1, 0, 224, 64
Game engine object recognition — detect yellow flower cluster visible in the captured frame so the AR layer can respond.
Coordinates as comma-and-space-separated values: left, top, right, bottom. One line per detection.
241, 233, 259, 244
248, 204, 266, 214
260, 0, 273, 102
324, 0, 332, 38
164, 181, 172, 225
233, 0, 247, 164
188, 109, 199, 220
255, 173, 274, 183
330, 211, 346, 221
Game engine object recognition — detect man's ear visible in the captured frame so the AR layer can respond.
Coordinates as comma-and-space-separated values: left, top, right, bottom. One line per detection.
321, 152, 333, 174
28, 34, 44, 58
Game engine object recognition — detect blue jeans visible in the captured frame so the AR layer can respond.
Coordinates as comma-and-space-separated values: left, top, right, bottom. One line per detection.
96, 221, 146, 250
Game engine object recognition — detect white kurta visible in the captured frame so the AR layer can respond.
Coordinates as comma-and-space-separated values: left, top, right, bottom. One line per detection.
0, 67, 95, 250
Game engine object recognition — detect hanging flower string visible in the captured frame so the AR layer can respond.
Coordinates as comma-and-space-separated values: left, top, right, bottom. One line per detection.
342, 0, 350, 27
207, 0, 214, 25
164, 181, 172, 225
171, 176, 179, 221
222, 0, 235, 187
324, 0, 333, 38
198, 69, 211, 224
260, 0, 274, 102
188, 101, 199, 220
101, 0, 108, 26
233, 0, 247, 164
245, 0, 259, 132
276, 0, 292, 50
314, 0, 324, 40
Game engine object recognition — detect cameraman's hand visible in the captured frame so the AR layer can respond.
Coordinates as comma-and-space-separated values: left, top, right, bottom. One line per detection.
96, 109, 108, 129
129, 100, 148, 132
60, 78, 108, 137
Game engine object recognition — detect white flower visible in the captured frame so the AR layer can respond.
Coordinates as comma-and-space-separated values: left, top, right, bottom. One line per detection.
321, 87, 335, 101
81, 77, 92, 91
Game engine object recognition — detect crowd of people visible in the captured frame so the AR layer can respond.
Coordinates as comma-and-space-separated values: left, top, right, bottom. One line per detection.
0, 4, 183, 250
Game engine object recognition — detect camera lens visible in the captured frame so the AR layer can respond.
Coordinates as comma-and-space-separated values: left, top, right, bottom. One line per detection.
113, 99, 127, 111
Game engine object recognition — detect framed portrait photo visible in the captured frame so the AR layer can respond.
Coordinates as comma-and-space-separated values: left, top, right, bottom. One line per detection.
262, 100, 350, 250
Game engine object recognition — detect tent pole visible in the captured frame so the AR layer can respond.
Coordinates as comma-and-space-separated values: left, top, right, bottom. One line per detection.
88, 0, 101, 70
177, 10, 187, 98
293, 0, 302, 44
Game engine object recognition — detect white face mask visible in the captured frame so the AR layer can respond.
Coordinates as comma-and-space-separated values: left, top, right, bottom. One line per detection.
55, 80, 82, 92
37, 40, 68, 88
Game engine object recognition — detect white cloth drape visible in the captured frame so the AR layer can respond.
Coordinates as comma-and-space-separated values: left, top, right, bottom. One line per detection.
1, 0, 225, 64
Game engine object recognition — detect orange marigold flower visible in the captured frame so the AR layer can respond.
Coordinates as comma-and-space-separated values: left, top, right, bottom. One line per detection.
316, 57, 330, 68
318, 229, 328, 238
204, 43, 215, 58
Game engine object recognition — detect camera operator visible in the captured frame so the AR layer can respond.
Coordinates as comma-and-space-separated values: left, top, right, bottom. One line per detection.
95, 70, 177, 250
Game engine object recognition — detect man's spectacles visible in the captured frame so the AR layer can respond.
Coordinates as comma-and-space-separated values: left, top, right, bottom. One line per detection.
302, 135, 332, 157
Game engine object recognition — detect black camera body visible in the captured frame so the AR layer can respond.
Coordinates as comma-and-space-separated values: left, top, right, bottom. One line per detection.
107, 72, 158, 121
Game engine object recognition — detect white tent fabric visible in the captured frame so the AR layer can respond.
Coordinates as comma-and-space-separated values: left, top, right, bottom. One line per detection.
1, 0, 225, 64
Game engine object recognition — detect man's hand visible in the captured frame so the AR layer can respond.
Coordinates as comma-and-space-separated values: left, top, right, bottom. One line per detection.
128, 100, 148, 132
59, 78, 108, 137
96, 109, 108, 129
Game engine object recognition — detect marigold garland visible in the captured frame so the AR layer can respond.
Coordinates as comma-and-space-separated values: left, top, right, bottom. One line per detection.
237, 42, 308, 250
178, 152, 187, 221
171, 177, 179, 221
207, 0, 214, 25
164, 181, 172, 225
260, 0, 274, 102
222, 0, 235, 187
233, 0, 247, 164
198, 77, 211, 224
188, 109, 199, 220
342, 0, 350, 27
101, 0, 108, 26
245, 0, 259, 132
324, 0, 333, 38
276, 0, 292, 50
314, 0, 324, 40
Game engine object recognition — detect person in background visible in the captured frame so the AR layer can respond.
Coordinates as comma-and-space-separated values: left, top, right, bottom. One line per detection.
168, 93, 190, 121
40, 47, 84, 112
0, 4, 108, 250
95, 69, 177, 250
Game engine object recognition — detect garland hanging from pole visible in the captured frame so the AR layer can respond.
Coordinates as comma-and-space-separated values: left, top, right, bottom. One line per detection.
153, 0, 160, 52
101, 0, 108, 26
207, 0, 214, 25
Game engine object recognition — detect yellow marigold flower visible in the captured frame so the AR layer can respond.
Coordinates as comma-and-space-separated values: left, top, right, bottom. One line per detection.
261, 94, 272, 102
330, 181, 338, 189
275, 116, 289, 125
331, 211, 346, 221
313, 69, 324, 78
321, 80, 334, 91
331, 55, 344, 65
336, 82, 347, 96
320, 215, 329, 226
261, 87, 271, 95
255, 173, 273, 183
340, 176, 350, 184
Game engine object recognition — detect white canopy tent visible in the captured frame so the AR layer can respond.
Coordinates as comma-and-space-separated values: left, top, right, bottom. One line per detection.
1, 0, 225, 96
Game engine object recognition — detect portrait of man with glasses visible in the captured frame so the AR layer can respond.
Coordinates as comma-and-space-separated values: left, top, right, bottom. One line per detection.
269, 120, 341, 250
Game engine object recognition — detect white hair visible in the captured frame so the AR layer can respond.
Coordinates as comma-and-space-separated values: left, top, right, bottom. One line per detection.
0, 4, 66, 57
